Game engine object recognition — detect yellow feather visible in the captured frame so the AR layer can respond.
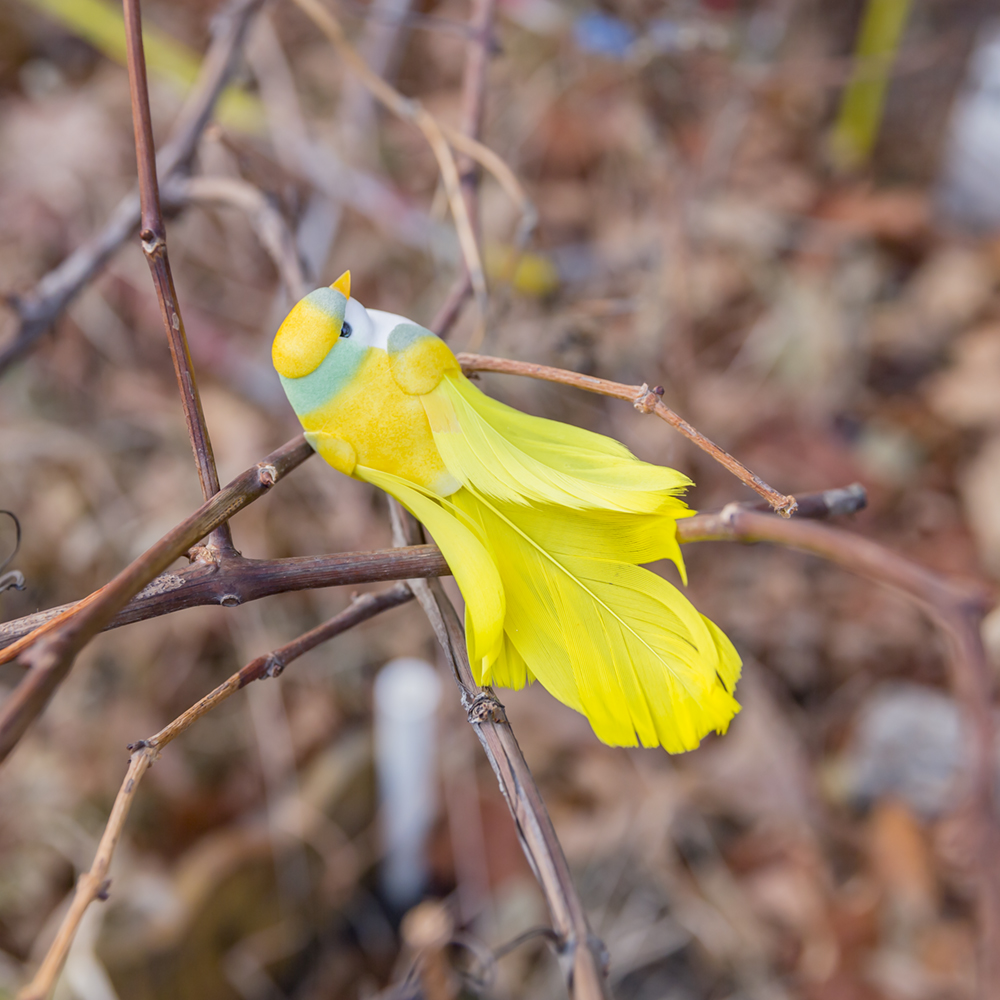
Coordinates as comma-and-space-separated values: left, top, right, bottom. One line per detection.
422, 373, 693, 516
451, 488, 739, 751
355, 466, 505, 667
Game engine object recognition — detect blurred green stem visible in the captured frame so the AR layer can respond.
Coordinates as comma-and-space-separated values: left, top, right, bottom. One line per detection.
829, 0, 914, 172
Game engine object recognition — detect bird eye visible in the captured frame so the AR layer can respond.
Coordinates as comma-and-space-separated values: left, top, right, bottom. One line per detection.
340, 322, 352, 339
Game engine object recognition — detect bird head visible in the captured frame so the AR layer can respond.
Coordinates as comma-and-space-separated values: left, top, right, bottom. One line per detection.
272, 271, 412, 380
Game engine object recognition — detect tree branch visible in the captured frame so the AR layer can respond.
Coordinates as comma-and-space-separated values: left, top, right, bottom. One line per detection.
390, 487, 609, 999
457, 353, 798, 515
432, 0, 495, 341
0, 436, 313, 764
123, 0, 232, 554
0, 544, 447, 650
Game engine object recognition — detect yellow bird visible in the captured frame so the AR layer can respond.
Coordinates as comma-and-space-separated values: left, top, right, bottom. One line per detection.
272, 272, 741, 752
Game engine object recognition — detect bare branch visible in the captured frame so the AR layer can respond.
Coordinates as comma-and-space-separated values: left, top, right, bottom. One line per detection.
432, 0, 495, 341
123, 0, 232, 556
0, 0, 266, 375
289, 0, 488, 321
407, 575, 611, 999
387, 501, 610, 1000
16, 585, 410, 1000
0, 485, 862, 653
457, 353, 798, 515
0, 437, 313, 764
0, 545, 446, 650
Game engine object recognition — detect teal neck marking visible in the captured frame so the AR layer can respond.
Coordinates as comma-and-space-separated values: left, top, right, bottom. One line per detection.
279, 340, 370, 418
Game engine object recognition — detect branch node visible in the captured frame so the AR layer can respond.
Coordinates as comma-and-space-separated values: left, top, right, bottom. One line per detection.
467, 689, 507, 725
633, 383, 659, 414
720, 502, 743, 529
219, 594, 241, 608
257, 463, 278, 488
140, 232, 165, 256
264, 655, 286, 678
95, 879, 112, 902
775, 496, 799, 518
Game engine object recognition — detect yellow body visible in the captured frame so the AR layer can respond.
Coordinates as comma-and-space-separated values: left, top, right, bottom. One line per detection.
301, 345, 460, 495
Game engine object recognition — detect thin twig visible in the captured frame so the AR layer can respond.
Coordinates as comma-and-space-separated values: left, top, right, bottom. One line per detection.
289, 0, 488, 320
430, 271, 472, 338
0, 437, 313, 764
0, 545, 446, 650
16, 751, 154, 1000
16, 585, 411, 1000
457, 353, 797, 515
0, 0, 266, 375
123, 0, 232, 555
388, 502, 610, 1000
0, 485, 864, 652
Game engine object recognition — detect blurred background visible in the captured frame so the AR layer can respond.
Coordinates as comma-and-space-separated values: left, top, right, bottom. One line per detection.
2, 0, 1000, 996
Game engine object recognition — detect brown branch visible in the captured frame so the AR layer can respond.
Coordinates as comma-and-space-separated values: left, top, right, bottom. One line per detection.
681, 506, 1000, 992
430, 270, 472, 338
287, 0, 535, 326
16, 585, 411, 1000
457, 353, 797, 515
289, 0, 485, 314
0, 0, 265, 375
387, 502, 609, 1000
123, 0, 231, 556
0, 485, 860, 653
0, 545, 447, 650
410, 578, 610, 998
0, 436, 313, 764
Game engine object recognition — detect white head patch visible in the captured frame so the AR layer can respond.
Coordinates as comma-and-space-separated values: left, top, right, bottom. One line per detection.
341, 300, 410, 352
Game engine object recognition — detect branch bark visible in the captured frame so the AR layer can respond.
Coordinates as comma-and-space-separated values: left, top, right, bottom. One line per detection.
431, 0, 495, 340
0, 545, 446, 650
0, 487, 860, 654
123, 0, 232, 555
387, 498, 609, 998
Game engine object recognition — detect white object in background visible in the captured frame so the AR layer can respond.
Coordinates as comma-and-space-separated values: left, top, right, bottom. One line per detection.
374, 657, 442, 909
939, 21, 1000, 229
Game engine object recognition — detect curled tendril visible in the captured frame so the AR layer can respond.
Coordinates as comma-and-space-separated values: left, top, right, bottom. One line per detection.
0, 511, 21, 575
0, 511, 25, 596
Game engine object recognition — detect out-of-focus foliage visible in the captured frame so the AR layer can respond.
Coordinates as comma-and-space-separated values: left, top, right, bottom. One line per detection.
0, 0, 998, 997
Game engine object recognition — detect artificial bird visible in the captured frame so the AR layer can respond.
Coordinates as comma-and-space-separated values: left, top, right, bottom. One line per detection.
272, 271, 741, 752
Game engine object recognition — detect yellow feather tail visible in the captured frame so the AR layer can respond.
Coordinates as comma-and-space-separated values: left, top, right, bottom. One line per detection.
452, 489, 741, 751
358, 371, 742, 752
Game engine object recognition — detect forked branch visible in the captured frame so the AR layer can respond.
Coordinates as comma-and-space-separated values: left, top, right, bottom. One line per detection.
0, 437, 313, 763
